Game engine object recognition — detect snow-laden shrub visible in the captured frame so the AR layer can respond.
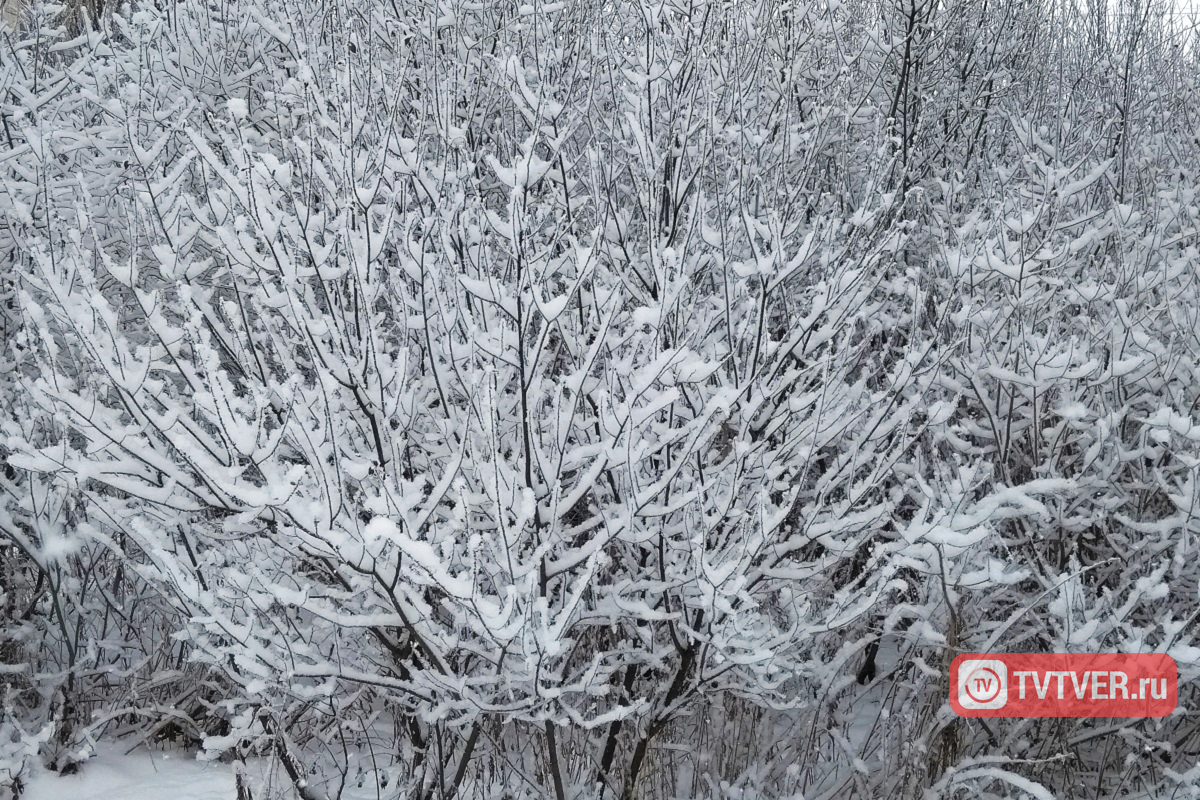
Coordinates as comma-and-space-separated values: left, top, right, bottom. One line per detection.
2, 0, 1200, 797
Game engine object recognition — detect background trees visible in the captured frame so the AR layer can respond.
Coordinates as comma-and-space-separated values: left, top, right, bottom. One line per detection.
2, 0, 1200, 798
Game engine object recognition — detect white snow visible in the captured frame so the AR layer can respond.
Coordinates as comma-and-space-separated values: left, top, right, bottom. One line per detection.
26, 744, 235, 800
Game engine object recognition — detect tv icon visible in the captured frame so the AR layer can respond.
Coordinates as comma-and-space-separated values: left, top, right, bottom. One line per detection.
957, 659, 1007, 709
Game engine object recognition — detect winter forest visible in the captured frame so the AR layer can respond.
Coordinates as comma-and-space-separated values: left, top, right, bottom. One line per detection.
3, 0, 1200, 796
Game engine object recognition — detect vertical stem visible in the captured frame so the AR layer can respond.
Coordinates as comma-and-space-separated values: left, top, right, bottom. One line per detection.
545, 721, 567, 800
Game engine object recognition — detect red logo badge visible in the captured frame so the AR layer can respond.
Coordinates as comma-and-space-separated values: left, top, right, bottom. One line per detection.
950, 653, 1177, 717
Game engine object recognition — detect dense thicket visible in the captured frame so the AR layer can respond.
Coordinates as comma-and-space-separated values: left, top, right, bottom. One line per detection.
2, 0, 1200, 797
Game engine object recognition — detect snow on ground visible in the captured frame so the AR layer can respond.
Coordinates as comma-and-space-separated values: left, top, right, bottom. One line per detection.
22, 741, 393, 800
25, 743, 237, 800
